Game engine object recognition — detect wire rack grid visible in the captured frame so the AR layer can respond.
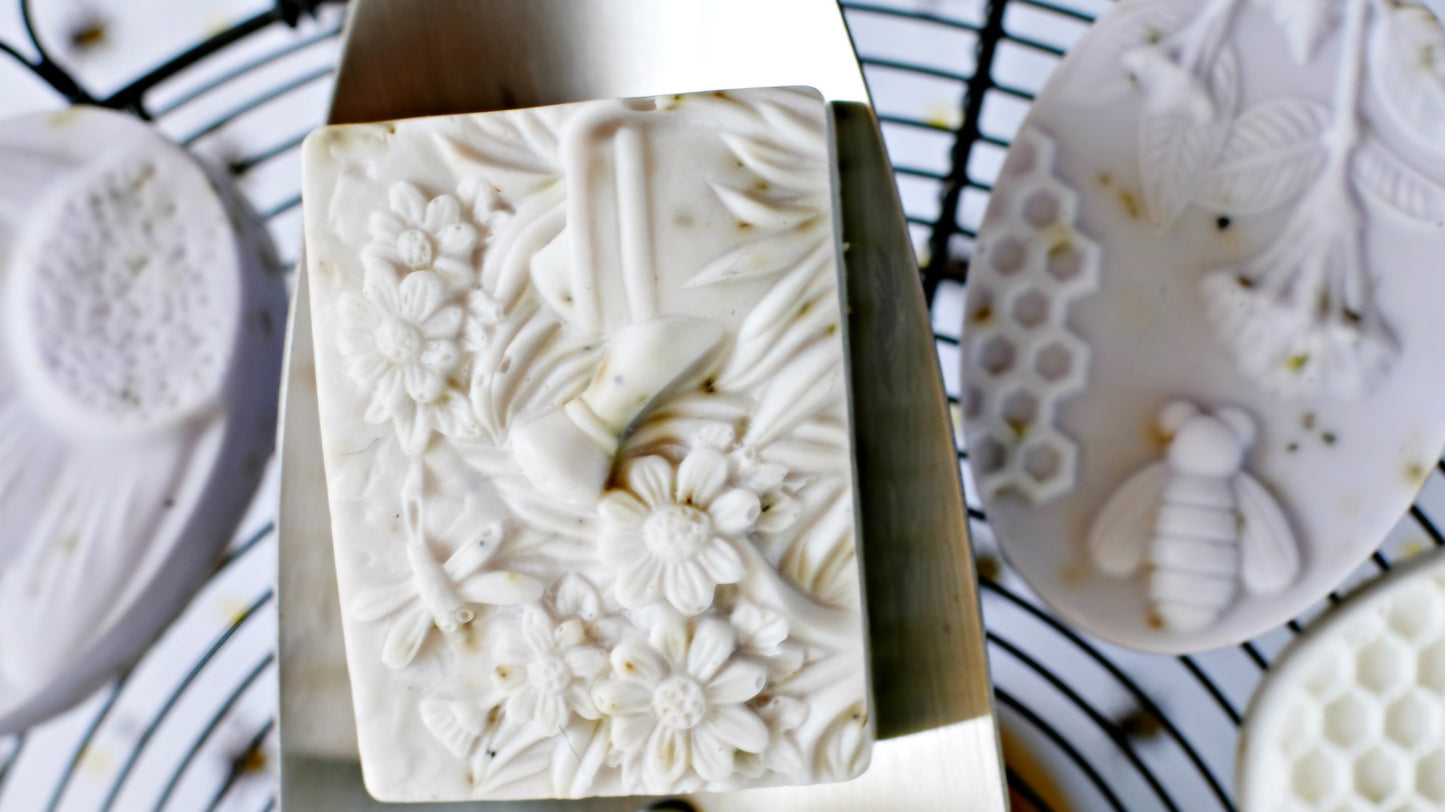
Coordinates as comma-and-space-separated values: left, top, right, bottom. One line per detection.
2, 0, 1443, 810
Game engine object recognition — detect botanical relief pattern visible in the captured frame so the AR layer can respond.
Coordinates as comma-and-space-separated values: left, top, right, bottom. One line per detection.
1057, 0, 1445, 399
307, 88, 869, 800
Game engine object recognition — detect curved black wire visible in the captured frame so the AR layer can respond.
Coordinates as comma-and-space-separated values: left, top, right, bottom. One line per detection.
982, 580, 1238, 809
996, 688, 1127, 812
99, 590, 274, 811
1007, 766, 1057, 812
206, 719, 276, 812
0, 733, 24, 796
43, 676, 131, 812
988, 633, 1184, 812
153, 655, 276, 810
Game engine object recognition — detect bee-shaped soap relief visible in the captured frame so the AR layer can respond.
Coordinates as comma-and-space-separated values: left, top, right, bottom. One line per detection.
1088, 401, 1301, 632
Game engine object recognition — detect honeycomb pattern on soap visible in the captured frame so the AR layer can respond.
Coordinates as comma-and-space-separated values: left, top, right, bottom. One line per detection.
1247, 574, 1445, 811
963, 126, 1099, 505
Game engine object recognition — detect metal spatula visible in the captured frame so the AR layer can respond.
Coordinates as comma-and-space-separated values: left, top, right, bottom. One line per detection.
277, 1, 1004, 808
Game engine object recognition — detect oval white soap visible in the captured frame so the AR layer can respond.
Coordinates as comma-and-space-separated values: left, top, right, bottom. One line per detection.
0, 107, 285, 732
1240, 550, 1445, 811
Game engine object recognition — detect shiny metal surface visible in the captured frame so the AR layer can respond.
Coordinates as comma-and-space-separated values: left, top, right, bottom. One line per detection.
278, 1, 1001, 807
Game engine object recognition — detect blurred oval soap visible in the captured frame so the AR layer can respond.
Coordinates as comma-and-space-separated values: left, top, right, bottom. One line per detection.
0, 107, 285, 731
960, 0, 1445, 652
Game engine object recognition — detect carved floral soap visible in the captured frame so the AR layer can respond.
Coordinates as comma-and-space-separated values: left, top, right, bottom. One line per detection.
301, 88, 873, 801
961, 0, 1445, 653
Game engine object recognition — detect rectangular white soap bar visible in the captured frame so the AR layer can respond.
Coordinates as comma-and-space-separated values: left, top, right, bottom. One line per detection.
302, 87, 873, 801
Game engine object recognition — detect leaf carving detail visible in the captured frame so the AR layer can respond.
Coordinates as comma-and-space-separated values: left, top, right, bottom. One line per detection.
1138, 46, 1239, 229
1195, 98, 1330, 214
1351, 136, 1445, 226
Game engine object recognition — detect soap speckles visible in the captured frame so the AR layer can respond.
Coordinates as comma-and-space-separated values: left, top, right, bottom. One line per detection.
1117, 188, 1142, 220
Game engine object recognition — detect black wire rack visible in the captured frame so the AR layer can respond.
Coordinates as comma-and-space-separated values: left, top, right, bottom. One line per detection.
2, 0, 1443, 809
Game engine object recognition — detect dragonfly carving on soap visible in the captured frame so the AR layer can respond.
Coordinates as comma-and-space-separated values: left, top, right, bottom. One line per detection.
1089, 401, 1301, 632
1054, 0, 1445, 400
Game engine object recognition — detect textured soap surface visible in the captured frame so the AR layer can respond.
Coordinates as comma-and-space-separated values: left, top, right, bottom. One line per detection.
302, 88, 873, 801
0, 106, 282, 732
1239, 550, 1445, 811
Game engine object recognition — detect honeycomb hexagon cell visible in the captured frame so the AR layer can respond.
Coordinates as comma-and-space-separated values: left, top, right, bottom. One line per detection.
999, 387, 1040, 436
1385, 690, 1440, 752
971, 432, 1008, 476
968, 287, 997, 327
1304, 644, 1354, 701
1009, 287, 1051, 329
1358, 637, 1412, 696
1324, 693, 1378, 752
1016, 432, 1077, 502
1354, 746, 1409, 805
1043, 236, 1101, 297
978, 334, 1017, 377
961, 126, 1094, 507
1419, 641, 1445, 694
1386, 585, 1442, 643
1292, 748, 1344, 806
989, 235, 1028, 276
1015, 179, 1078, 230
1418, 750, 1445, 803
1032, 333, 1089, 394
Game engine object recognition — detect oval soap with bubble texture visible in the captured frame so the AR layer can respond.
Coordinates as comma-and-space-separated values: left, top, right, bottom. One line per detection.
960, 0, 1445, 653
0, 107, 285, 731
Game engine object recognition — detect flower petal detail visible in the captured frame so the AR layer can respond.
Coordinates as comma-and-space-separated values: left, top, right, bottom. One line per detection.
425, 195, 461, 230
626, 456, 676, 508
438, 222, 478, 255
568, 683, 600, 720
564, 644, 608, 679
433, 257, 475, 291
706, 660, 767, 705
593, 679, 653, 716
691, 725, 735, 782
698, 540, 746, 586
614, 558, 662, 608
686, 618, 737, 683
598, 491, 649, 530
390, 182, 427, 223
398, 270, 448, 321
535, 693, 569, 733
709, 489, 761, 535
610, 712, 654, 752
677, 447, 729, 507
651, 611, 689, 666
519, 607, 554, 654
610, 639, 670, 687
420, 339, 460, 374
757, 492, 802, 533
554, 619, 586, 651
554, 573, 602, 620
663, 562, 715, 616
705, 704, 769, 753
422, 304, 465, 338
644, 726, 691, 787
404, 365, 447, 403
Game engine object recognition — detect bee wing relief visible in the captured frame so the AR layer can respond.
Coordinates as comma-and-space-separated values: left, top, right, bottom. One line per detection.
1088, 462, 1171, 577
1233, 472, 1301, 594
